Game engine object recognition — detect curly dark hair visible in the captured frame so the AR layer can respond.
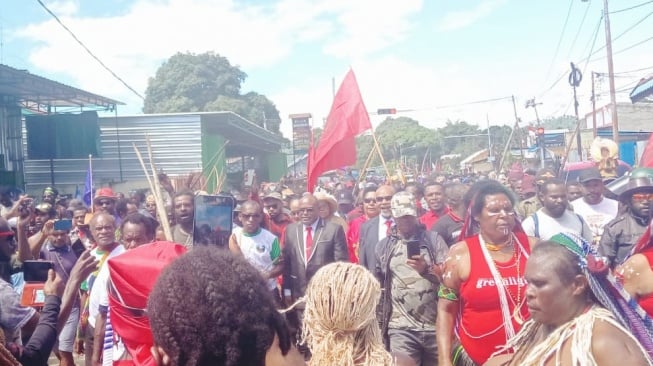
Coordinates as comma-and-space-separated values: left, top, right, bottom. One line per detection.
147, 247, 292, 366
469, 179, 517, 218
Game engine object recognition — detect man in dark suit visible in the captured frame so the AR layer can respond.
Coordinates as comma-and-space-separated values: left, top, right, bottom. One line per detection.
359, 185, 396, 272
282, 193, 349, 302
282, 194, 349, 353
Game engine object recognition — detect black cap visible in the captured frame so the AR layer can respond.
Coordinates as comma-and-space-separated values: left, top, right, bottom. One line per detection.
578, 167, 603, 183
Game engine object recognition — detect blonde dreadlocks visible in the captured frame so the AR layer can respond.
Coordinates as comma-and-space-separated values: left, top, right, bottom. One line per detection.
0, 328, 20, 366
301, 262, 393, 366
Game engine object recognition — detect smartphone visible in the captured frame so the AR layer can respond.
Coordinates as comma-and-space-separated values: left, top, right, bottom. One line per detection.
54, 219, 73, 231
71, 238, 86, 258
23, 260, 54, 282
193, 195, 234, 247
406, 239, 421, 258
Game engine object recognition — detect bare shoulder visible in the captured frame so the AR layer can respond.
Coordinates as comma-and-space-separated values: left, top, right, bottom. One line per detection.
442, 240, 471, 287
619, 254, 650, 276
592, 318, 650, 366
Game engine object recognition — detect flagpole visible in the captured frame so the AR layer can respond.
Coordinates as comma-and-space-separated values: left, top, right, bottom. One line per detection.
370, 131, 391, 181
88, 154, 93, 214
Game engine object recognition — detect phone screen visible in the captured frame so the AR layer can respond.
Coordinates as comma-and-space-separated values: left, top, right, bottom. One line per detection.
193, 195, 234, 247
54, 219, 73, 232
71, 239, 86, 258
406, 240, 421, 258
23, 261, 54, 282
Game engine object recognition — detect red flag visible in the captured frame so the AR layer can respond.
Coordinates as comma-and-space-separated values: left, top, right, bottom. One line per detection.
641, 132, 653, 167
307, 69, 372, 192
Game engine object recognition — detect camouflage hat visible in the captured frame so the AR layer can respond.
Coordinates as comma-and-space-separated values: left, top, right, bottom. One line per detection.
390, 191, 417, 218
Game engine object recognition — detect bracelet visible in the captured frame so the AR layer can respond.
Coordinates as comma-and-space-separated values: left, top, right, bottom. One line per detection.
437, 284, 459, 301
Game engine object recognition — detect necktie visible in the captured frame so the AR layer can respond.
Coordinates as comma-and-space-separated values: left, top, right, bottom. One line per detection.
385, 219, 392, 237
305, 226, 313, 261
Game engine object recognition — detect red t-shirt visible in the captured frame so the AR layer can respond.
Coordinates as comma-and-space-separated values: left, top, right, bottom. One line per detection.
419, 208, 449, 230
346, 215, 368, 263
638, 249, 653, 317
457, 233, 531, 365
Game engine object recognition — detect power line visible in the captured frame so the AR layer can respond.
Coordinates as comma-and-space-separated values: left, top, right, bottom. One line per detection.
544, 0, 575, 84
613, 35, 653, 56
611, 0, 653, 14
35, 0, 144, 100
539, 15, 602, 99
566, 0, 591, 59
580, 12, 603, 77
583, 10, 653, 63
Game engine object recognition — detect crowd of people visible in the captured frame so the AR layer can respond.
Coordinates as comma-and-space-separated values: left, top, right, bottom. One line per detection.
0, 162, 653, 365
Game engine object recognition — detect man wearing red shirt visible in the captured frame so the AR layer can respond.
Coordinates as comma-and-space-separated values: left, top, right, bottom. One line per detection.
419, 181, 448, 230
346, 187, 379, 263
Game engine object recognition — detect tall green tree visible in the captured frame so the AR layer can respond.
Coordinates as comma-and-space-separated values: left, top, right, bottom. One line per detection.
144, 52, 282, 134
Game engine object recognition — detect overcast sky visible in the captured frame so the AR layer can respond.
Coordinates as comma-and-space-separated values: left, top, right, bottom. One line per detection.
2, 0, 652, 138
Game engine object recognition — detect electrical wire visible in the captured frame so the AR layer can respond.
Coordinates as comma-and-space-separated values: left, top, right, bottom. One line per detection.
543, 0, 575, 85
372, 96, 514, 115
539, 15, 603, 99
612, 35, 653, 56
566, 0, 591, 59
611, 0, 653, 14
584, 10, 653, 63
35, 0, 144, 100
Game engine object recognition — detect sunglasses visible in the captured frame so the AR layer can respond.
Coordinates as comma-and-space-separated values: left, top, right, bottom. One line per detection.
240, 213, 261, 220
376, 196, 393, 202
96, 200, 113, 206
632, 193, 653, 201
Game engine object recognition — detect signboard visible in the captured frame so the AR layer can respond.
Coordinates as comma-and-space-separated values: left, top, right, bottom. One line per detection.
291, 115, 311, 155
543, 133, 565, 148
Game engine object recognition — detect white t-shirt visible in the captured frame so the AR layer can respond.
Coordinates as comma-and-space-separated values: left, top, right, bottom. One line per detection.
232, 227, 280, 291
88, 244, 125, 327
570, 197, 619, 246
522, 209, 593, 243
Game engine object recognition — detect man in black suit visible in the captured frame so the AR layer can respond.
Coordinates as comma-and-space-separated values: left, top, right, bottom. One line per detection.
359, 185, 396, 272
282, 194, 349, 301
282, 194, 349, 353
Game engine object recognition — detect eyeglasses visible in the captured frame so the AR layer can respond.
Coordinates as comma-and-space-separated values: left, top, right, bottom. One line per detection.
376, 196, 393, 202
240, 213, 261, 220
363, 198, 376, 204
632, 193, 653, 201
298, 208, 314, 213
486, 208, 516, 217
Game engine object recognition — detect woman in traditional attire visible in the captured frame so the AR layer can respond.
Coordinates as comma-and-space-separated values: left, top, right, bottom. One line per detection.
485, 233, 653, 366
436, 180, 538, 366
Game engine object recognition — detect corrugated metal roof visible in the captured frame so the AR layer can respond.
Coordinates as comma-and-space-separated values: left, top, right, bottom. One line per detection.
0, 63, 123, 113
630, 76, 653, 104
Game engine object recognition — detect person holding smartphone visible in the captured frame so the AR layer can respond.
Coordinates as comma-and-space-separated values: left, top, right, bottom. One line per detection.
17, 215, 80, 366
374, 191, 448, 366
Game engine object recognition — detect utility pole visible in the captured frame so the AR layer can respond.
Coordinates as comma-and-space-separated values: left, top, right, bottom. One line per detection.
603, 0, 619, 145
525, 98, 542, 124
525, 97, 545, 168
591, 72, 597, 138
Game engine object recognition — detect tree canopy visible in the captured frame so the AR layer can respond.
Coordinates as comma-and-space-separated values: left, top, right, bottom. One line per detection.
354, 118, 515, 173
144, 52, 282, 134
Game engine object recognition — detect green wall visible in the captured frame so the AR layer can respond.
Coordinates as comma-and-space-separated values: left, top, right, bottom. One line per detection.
200, 127, 226, 194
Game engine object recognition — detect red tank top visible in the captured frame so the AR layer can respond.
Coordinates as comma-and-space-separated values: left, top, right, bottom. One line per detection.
457, 233, 531, 365
638, 250, 653, 317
